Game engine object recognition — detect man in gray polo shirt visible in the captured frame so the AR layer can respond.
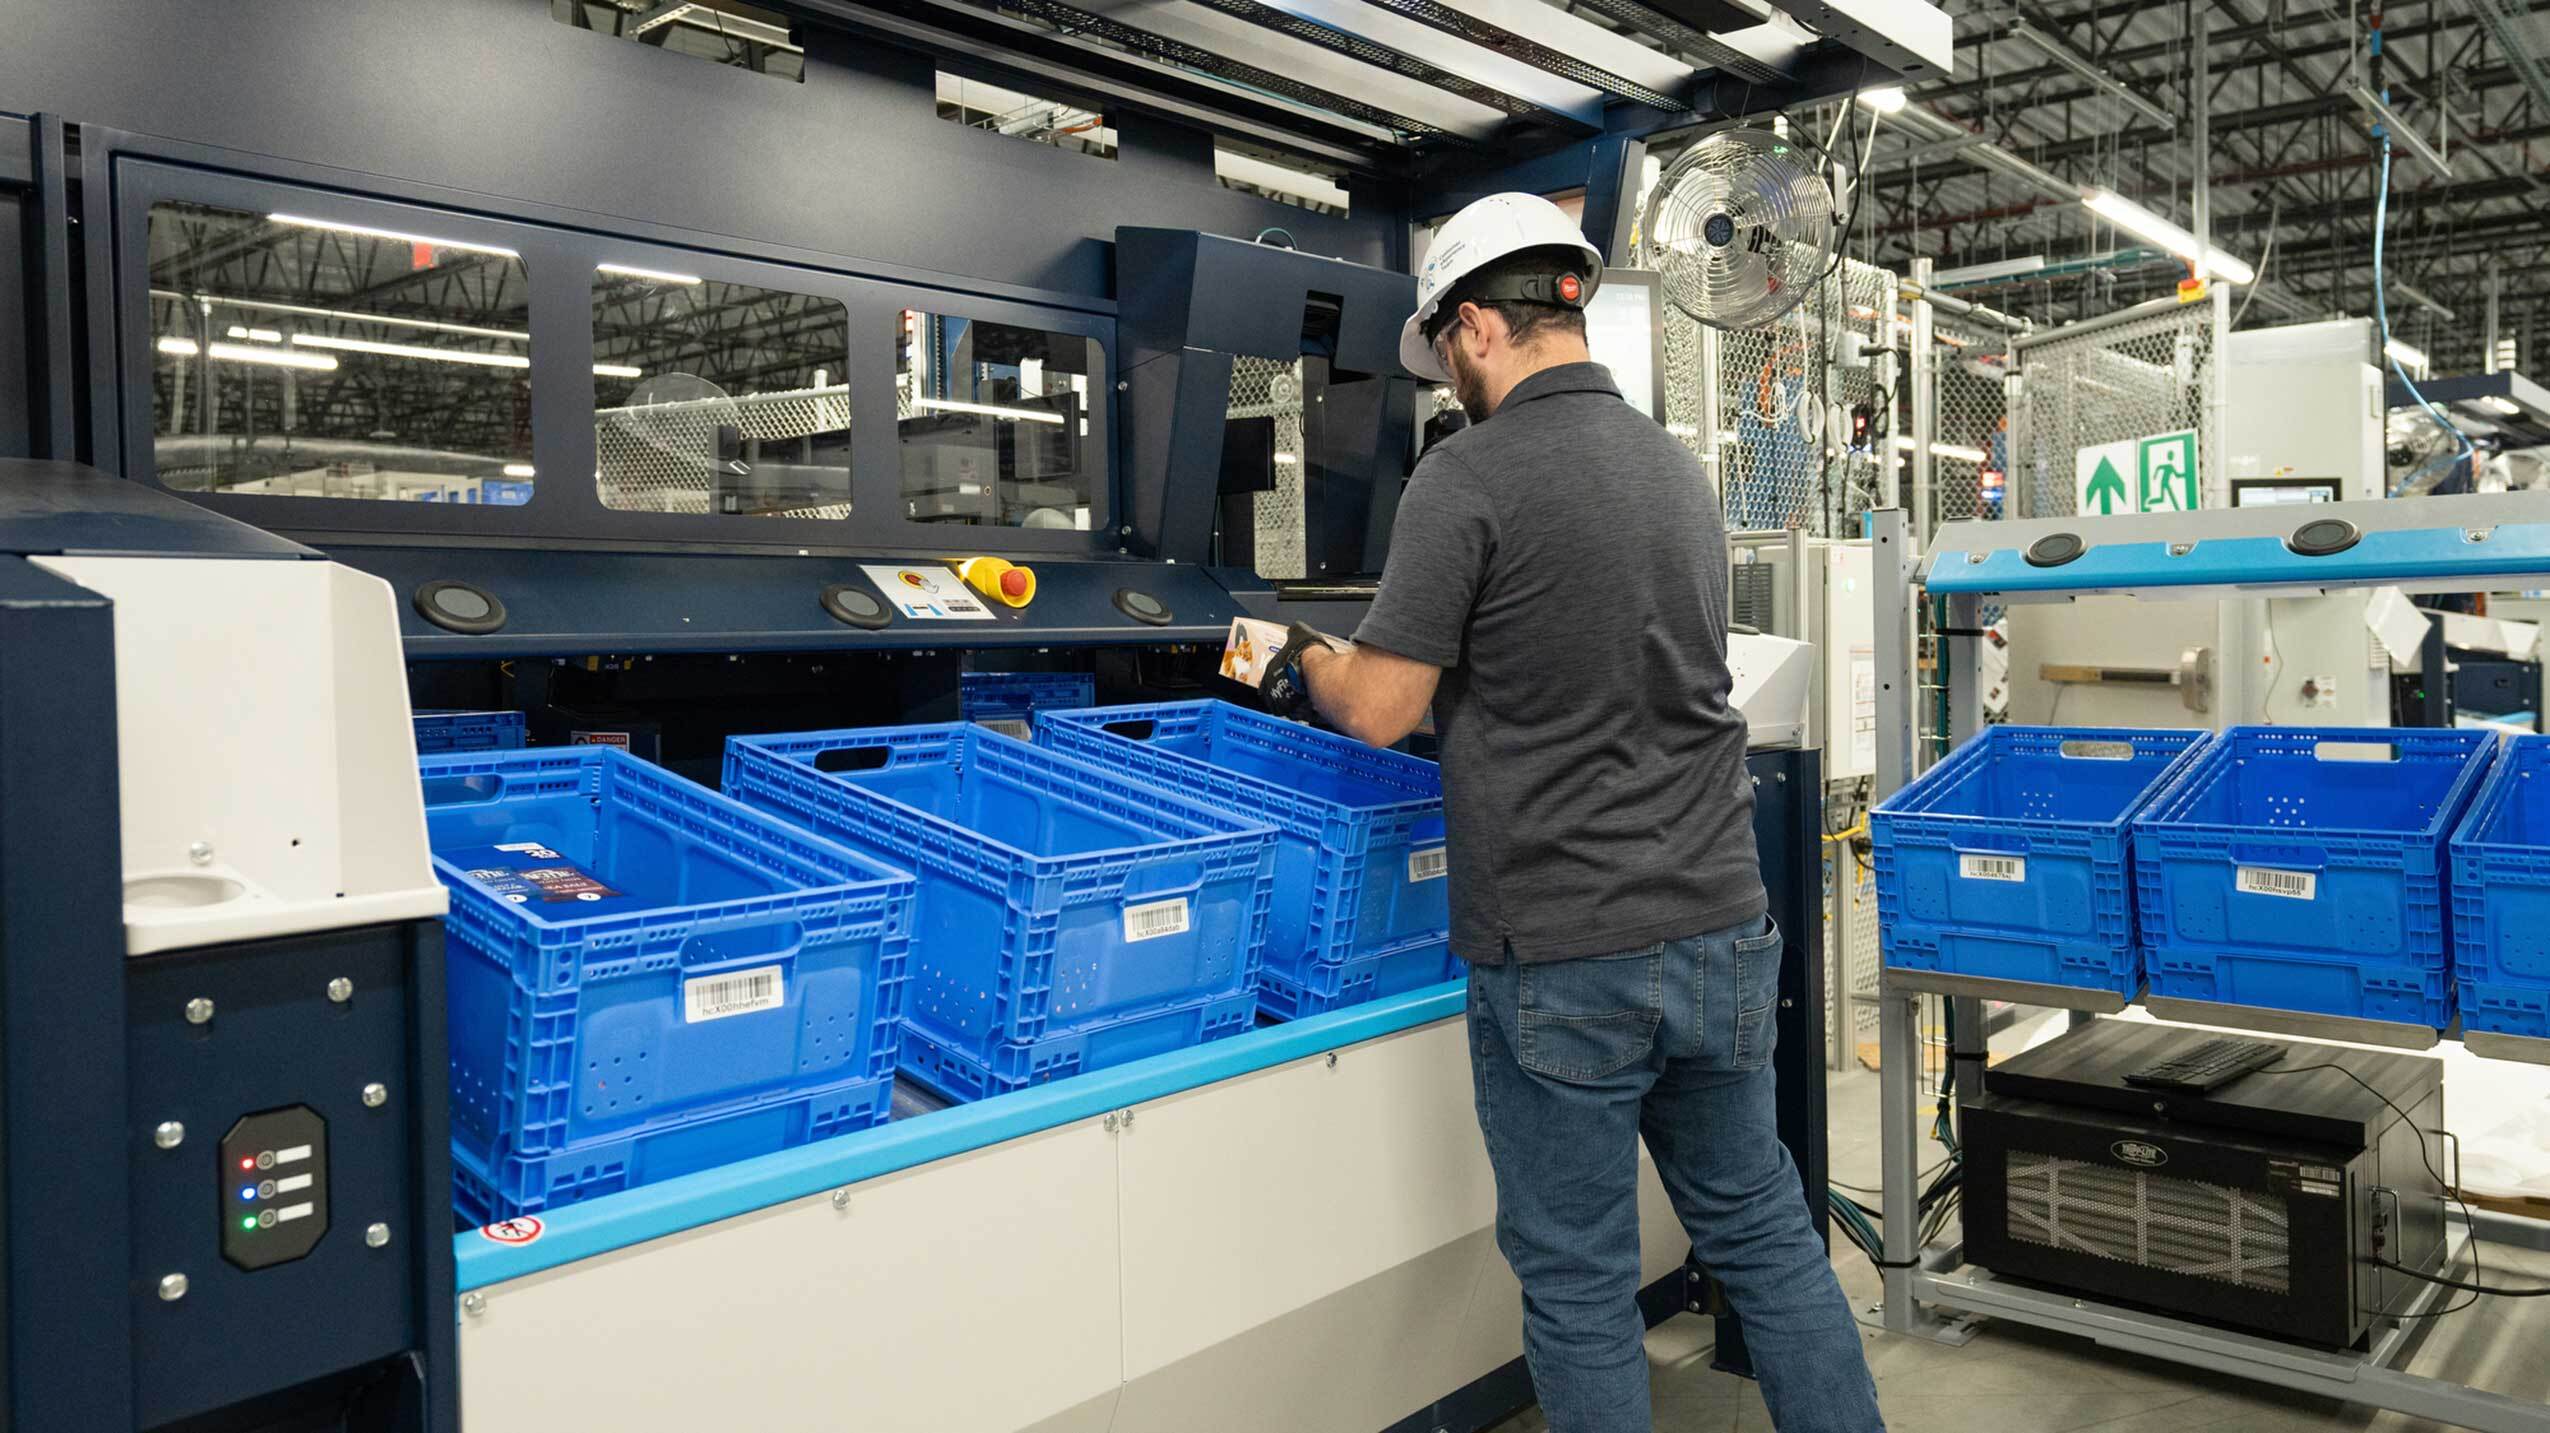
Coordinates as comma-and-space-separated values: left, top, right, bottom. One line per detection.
1268, 193, 1881, 1432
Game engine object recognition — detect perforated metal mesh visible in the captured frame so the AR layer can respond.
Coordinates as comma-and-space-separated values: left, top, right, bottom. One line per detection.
2006, 1153, 2293, 1293
1827, 834, 1882, 1065
2010, 303, 2220, 518
1925, 326, 2011, 535
594, 384, 852, 516
1661, 257, 1897, 537
1228, 356, 1308, 579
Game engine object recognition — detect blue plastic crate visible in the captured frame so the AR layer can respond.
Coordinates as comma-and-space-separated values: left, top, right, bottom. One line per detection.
1870, 726, 2210, 998
722, 724, 1277, 1098
900, 988, 1259, 1102
2451, 735, 2550, 1037
2134, 726, 2497, 1028
1037, 700, 1448, 1008
413, 709, 527, 754
1257, 934, 1460, 1021
419, 746, 914, 1221
960, 671, 1097, 739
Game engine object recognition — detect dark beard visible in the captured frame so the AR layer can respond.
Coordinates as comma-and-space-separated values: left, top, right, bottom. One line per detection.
1448, 341, 1492, 424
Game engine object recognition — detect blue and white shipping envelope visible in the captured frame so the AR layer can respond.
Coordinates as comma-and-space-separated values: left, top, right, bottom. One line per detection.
441, 843, 652, 917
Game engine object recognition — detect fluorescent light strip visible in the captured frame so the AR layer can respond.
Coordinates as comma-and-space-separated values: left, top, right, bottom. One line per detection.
158, 335, 340, 371
153, 289, 529, 342
1859, 87, 1908, 114
1894, 434, 1990, 463
268, 213, 520, 258
292, 334, 528, 369
223, 325, 284, 343
598, 263, 705, 286
501, 464, 537, 479
912, 397, 1065, 425
2483, 396, 2523, 416
2081, 188, 2255, 284
2385, 338, 2430, 373
593, 364, 645, 380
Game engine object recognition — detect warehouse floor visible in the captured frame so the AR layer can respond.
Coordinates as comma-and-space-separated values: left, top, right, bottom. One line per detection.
1487, 1036, 2550, 1433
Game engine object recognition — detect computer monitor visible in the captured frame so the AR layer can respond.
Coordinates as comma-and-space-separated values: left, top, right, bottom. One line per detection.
2231, 476, 2343, 507
1583, 268, 1667, 423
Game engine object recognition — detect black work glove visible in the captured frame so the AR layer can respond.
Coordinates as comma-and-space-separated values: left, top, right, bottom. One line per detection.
1258, 622, 1334, 720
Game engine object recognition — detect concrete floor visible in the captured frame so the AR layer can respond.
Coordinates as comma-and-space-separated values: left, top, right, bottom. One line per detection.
1486, 1044, 2550, 1433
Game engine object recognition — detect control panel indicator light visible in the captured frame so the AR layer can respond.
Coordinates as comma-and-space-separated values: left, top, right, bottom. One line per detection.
238, 1156, 257, 1172
240, 1216, 257, 1231
238, 1185, 258, 1202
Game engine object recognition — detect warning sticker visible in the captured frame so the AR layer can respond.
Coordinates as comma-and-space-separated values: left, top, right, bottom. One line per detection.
859, 564, 996, 622
685, 966, 786, 1024
2237, 866, 2317, 901
480, 1215, 544, 1246
1408, 847, 1448, 883
1123, 897, 1192, 942
1960, 853, 2026, 883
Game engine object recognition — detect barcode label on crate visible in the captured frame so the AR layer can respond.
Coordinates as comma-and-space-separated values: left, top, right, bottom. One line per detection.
683, 966, 786, 1024
1959, 853, 2027, 883
1123, 898, 1192, 943
1408, 847, 1449, 882
2237, 866, 2318, 901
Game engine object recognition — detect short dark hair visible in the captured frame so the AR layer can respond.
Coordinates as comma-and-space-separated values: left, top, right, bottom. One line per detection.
1426, 245, 1592, 350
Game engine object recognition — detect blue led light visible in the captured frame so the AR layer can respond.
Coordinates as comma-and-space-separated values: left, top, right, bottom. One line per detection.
237, 1185, 258, 1202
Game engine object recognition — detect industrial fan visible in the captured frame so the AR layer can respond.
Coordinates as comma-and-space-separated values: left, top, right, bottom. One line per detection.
1642, 128, 1840, 332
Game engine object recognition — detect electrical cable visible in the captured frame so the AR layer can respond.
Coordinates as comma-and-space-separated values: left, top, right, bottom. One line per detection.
2371, 138, 2472, 488
2238, 1063, 2514, 1315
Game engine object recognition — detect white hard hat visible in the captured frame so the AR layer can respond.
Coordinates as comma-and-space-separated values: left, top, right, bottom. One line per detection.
1398, 192, 1606, 382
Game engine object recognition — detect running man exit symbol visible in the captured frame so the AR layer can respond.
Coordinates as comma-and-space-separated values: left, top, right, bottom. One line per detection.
2140, 431, 2197, 512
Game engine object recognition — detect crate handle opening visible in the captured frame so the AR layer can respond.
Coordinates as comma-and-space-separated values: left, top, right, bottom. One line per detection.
678, 918, 806, 967
2313, 740, 2398, 763
814, 745, 893, 773
420, 773, 505, 807
1102, 719, 1157, 741
2057, 740, 2136, 760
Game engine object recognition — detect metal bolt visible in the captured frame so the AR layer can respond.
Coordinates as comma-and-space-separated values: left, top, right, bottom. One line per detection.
462, 1293, 486, 1317
1103, 1112, 1120, 1133
365, 1223, 391, 1249
1120, 1108, 1135, 1131
184, 998, 214, 1026
1115, 380, 1129, 392
830, 1188, 852, 1211
1326, 1052, 1339, 1069
158, 1273, 189, 1302
188, 841, 213, 867
2466, 527, 2495, 544
1965, 551, 1988, 565
1775, 771, 1788, 783
327, 977, 353, 1004
2167, 541, 2196, 557
153, 1121, 185, 1150
362, 1082, 388, 1108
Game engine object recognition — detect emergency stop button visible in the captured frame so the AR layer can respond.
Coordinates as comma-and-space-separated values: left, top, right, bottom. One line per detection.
956, 556, 1035, 608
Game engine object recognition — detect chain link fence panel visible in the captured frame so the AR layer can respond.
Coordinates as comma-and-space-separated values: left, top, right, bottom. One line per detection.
2010, 301, 2221, 519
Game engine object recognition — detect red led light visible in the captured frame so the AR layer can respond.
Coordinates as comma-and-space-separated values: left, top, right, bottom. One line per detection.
239, 1157, 256, 1171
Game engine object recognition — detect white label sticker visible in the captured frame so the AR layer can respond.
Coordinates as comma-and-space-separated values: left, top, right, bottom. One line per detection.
1409, 847, 1448, 882
1960, 853, 2026, 883
858, 564, 996, 621
2237, 866, 2317, 900
683, 965, 786, 1023
1123, 897, 1192, 942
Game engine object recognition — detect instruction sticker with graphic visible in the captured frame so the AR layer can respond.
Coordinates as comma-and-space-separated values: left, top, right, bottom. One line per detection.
860, 564, 995, 621
2075, 429, 2200, 515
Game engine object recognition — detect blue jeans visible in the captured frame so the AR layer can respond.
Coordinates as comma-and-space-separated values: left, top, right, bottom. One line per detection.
1467, 916, 1882, 1433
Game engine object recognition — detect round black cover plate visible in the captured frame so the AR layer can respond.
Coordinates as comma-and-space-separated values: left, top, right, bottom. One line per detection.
413, 580, 507, 635
2024, 533, 2086, 568
1113, 588, 1172, 626
2287, 518, 2363, 557
820, 583, 891, 629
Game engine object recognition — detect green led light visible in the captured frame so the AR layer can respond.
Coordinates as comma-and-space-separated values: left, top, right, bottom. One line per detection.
240, 1216, 257, 1231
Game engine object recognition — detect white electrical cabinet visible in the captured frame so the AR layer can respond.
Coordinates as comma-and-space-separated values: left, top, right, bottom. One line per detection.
1729, 535, 1878, 778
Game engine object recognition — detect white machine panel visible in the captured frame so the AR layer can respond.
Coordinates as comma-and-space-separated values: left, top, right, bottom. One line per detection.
33, 555, 445, 954
1824, 542, 1878, 779
457, 1120, 1126, 1433
2224, 321, 2385, 502
1729, 631, 1816, 750
460, 1016, 1707, 1433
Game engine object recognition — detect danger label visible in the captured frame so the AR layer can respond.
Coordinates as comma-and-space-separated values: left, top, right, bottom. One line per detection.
1408, 847, 1449, 883
1123, 897, 1192, 943
1960, 853, 2026, 883
684, 966, 786, 1024
2237, 866, 2317, 901
480, 1215, 545, 1246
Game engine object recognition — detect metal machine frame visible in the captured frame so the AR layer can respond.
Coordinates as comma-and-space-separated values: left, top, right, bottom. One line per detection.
1868, 493, 2550, 1433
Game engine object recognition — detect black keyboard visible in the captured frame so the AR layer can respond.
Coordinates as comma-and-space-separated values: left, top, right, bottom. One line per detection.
2122, 1037, 2290, 1094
